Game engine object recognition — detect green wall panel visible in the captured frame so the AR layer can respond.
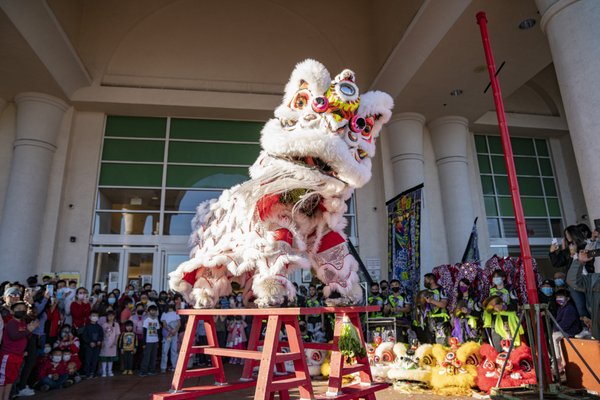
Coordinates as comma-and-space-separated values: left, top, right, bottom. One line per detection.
498, 196, 514, 216
102, 139, 165, 162
543, 178, 557, 196
518, 177, 544, 196
475, 135, 488, 153
168, 141, 260, 165
487, 136, 503, 154
535, 139, 549, 156
522, 197, 547, 217
170, 119, 262, 141
511, 138, 536, 156
99, 163, 163, 187
105, 116, 166, 138
478, 155, 491, 173
514, 156, 539, 175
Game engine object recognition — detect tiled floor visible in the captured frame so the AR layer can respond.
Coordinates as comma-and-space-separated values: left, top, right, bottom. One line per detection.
29, 364, 476, 400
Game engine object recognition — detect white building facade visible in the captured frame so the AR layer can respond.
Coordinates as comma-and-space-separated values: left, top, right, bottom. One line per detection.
0, 0, 596, 290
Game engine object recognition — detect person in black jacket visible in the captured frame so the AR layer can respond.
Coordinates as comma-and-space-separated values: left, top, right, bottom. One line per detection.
81, 311, 103, 378
549, 225, 584, 269
549, 225, 592, 336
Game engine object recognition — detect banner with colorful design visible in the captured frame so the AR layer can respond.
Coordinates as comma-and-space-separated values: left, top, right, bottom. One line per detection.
386, 184, 423, 305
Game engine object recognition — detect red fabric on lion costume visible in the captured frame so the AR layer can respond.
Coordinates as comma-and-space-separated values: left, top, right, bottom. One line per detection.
476, 341, 537, 393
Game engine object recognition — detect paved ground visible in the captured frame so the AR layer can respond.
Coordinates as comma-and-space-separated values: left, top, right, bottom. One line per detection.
29, 364, 478, 400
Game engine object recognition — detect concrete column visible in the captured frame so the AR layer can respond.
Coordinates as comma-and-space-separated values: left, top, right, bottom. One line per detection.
0, 92, 67, 280
429, 116, 475, 263
387, 112, 426, 195
535, 0, 600, 221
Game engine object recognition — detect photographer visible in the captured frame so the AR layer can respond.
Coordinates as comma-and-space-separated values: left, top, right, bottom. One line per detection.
567, 250, 600, 339
551, 225, 594, 338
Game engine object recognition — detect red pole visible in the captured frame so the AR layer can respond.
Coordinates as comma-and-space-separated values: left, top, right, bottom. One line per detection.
476, 11, 552, 384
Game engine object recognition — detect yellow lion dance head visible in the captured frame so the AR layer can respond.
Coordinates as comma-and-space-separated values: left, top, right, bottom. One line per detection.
430, 340, 481, 396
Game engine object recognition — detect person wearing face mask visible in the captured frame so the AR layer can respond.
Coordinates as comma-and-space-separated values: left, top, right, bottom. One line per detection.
118, 321, 138, 375
568, 250, 600, 340
367, 283, 384, 319
422, 273, 450, 345
0, 302, 39, 400
118, 285, 137, 310
384, 280, 410, 318
488, 270, 518, 311
99, 311, 120, 377
70, 288, 91, 336
156, 291, 169, 315
379, 280, 390, 299
120, 299, 134, 327
482, 270, 520, 349
139, 292, 155, 309
551, 289, 581, 373
129, 304, 146, 371
160, 303, 180, 373
384, 279, 411, 341
106, 293, 117, 308
46, 294, 61, 346
451, 279, 482, 344
81, 311, 103, 379
1, 287, 22, 322
539, 279, 558, 317
37, 349, 71, 391
554, 271, 567, 290
139, 305, 160, 376
62, 350, 81, 384
53, 324, 81, 370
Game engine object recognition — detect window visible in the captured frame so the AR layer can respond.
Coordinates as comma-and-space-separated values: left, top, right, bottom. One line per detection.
95, 116, 359, 243
475, 135, 563, 239
96, 116, 261, 236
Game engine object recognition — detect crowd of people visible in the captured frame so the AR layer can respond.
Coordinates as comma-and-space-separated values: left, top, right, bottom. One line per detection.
0, 277, 258, 400
364, 222, 599, 374
0, 224, 598, 399
0, 274, 342, 400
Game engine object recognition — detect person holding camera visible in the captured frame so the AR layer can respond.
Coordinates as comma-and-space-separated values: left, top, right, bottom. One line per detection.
567, 250, 600, 340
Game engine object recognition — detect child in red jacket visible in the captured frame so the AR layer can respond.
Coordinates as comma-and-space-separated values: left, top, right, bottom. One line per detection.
0, 302, 38, 400
62, 350, 82, 383
37, 349, 72, 391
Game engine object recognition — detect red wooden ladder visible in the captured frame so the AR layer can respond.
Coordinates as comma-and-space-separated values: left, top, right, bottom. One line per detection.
152, 306, 386, 400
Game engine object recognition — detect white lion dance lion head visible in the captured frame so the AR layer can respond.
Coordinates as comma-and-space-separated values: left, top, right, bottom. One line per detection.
250, 59, 393, 193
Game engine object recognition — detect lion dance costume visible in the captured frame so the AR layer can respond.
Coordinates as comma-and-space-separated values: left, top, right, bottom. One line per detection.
477, 340, 537, 393
169, 59, 393, 308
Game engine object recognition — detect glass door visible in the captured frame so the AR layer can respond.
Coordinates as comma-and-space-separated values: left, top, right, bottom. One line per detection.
161, 251, 189, 292
89, 248, 124, 291
123, 249, 157, 292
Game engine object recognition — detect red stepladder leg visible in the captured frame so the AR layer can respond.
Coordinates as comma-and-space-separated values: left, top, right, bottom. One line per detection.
348, 313, 373, 386
283, 316, 314, 400
203, 318, 226, 385
255, 315, 282, 400
241, 315, 264, 381
171, 314, 197, 391
326, 313, 345, 396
